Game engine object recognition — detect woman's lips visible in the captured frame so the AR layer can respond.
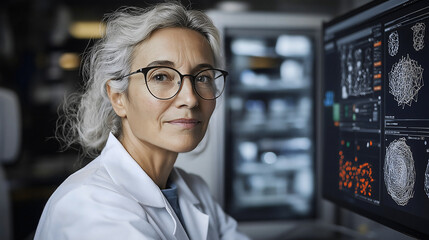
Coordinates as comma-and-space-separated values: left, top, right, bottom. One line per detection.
167, 118, 201, 129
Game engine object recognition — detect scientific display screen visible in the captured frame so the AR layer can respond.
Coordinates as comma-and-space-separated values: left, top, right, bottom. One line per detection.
322, 0, 429, 237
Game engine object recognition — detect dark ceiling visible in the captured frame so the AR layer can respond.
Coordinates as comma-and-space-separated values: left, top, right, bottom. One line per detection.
2, 0, 372, 22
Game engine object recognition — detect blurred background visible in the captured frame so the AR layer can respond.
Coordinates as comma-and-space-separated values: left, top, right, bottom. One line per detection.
0, 0, 417, 239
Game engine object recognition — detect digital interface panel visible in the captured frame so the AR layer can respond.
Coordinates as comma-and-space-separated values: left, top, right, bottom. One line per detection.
322, 0, 429, 237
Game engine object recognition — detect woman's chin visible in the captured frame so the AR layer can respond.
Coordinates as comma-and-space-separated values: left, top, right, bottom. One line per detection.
168, 138, 202, 153
174, 144, 200, 153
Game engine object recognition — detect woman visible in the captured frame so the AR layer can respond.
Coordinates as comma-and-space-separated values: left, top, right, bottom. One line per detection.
35, 2, 249, 240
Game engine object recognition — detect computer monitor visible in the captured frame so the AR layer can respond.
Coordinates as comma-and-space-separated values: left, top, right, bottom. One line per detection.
322, 0, 429, 238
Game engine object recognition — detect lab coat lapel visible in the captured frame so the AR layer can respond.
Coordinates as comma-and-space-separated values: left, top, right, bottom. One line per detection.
142, 195, 191, 240
180, 202, 209, 240
172, 169, 209, 240
142, 204, 189, 240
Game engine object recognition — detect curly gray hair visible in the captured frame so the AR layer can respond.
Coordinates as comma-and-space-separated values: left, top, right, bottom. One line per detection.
56, 2, 222, 158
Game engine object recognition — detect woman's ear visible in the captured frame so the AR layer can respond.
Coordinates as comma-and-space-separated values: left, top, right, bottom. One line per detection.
106, 81, 127, 118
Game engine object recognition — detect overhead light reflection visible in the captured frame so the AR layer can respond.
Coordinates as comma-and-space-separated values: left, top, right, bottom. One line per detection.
59, 53, 80, 70
69, 21, 106, 39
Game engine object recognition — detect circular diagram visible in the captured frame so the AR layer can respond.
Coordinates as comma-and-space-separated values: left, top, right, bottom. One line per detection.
388, 54, 424, 108
388, 31, 399, 56
411, 22, 425, 51
384, 138, 416, 206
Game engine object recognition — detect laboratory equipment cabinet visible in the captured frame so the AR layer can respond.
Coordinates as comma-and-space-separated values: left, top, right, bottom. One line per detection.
209, 11, 325, 221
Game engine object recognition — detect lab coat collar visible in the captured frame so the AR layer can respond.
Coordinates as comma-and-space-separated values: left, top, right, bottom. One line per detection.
101, 133, 165, 208
170, 168, 200, 205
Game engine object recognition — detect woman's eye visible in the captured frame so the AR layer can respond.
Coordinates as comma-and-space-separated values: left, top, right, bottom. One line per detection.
197, 75, 212, 83
152, 74, 169, 81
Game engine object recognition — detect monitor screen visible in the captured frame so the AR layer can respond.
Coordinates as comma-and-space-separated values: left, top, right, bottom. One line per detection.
322, 0, 429, 237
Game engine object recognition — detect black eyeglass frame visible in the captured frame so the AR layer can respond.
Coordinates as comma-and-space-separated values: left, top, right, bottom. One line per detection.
114, 66, 228, 100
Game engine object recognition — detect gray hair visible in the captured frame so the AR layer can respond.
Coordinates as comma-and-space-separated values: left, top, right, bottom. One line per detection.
56, 2, 222, 158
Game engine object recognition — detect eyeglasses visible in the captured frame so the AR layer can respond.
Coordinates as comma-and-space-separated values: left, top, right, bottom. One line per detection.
115, 66, 228, 100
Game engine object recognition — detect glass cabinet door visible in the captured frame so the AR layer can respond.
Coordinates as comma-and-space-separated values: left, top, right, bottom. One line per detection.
224, 28, 317, 221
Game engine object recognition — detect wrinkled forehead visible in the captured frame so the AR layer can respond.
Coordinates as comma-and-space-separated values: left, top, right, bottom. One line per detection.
131, 27, 215, 69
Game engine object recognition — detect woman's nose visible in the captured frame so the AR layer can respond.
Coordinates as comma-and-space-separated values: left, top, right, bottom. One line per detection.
175, 77, 199, 108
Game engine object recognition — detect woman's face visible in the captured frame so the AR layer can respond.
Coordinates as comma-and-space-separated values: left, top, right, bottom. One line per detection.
121, 28, 216, 153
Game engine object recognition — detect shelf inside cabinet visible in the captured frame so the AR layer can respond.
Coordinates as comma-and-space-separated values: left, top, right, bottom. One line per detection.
236, 156, 311, 175
234, 192, 310, 208
231, 84, 310, 95
231, 120, 311, 137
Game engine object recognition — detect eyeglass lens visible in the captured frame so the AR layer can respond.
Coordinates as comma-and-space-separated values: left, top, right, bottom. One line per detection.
144, 67, 225, 100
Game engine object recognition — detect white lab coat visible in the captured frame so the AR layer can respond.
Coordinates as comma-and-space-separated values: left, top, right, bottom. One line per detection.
34, 133, 249, 240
